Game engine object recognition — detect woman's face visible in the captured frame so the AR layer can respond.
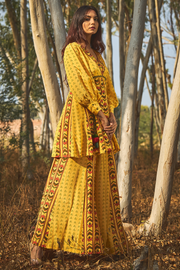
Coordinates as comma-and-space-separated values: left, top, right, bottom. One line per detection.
82, 10, 99, 37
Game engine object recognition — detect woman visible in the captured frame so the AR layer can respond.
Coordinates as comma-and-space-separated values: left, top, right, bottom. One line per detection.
30, 5, 129, 264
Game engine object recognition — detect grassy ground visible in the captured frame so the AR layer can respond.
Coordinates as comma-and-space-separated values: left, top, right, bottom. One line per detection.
0, 149, 180, 269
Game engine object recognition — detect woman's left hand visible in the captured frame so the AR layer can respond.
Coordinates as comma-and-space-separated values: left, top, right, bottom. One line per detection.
104, 113, 117, 134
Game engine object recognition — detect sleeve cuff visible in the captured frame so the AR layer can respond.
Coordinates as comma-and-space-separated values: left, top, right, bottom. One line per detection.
109, 105, 115, 113
87, 102, 102, 115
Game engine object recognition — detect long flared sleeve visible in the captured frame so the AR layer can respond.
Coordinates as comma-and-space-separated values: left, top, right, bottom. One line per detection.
106, 72, 119, 113
64, 43, 102, 115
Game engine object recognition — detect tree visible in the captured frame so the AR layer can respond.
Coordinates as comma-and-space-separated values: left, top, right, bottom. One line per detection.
21, 0, 30, 169
48, 0, 69, 102
117, 0, 147, 222
106, 0, 113, 83
154, 0, 169, 111
118, 0, 125, 102
5, 0, 21, 58
148, 0, 165, 134
139, 54, 180, 235
29, 0, 63, 135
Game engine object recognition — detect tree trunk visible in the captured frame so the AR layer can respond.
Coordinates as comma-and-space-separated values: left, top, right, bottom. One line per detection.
150, 54, 155, 160
134, 38, 153, 157
28, 57, 38, 94
173, 33, 180, 83
29, 119, 36, 155
29, 0, 63, 136
177, 135, 180, 163
139, 54, 180, 235
117, 0, 147, 222
39, 106, 46, 150
48, 0, 69, 102
106, 0, 113, 83
154, 92, 161, 147
119, 0, 125, 100
5, 0, 21, 58
21, 0, 30, 170
154, 0, 169, 111
45, 103, 50, 156
148, 0, 165, 134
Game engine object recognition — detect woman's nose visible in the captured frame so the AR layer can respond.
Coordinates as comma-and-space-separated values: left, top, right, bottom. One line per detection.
90, 18, 95, 24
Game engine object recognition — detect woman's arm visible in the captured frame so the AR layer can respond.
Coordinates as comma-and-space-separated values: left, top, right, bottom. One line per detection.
64, 43, 102, 115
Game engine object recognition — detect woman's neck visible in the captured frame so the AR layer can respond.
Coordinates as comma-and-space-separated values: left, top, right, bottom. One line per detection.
81, 34, 92, 48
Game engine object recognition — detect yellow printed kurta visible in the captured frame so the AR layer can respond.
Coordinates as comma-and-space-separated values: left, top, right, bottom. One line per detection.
31, 42, 129, 255
52, 42, 120, 158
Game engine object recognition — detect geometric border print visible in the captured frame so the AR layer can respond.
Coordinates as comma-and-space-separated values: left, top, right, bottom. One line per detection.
31, 157, 68, 247
108, 152, 128, 255
83, 156, 103, 254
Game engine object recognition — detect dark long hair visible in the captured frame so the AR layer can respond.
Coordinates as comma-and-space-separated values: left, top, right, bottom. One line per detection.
62, 5, 105, 57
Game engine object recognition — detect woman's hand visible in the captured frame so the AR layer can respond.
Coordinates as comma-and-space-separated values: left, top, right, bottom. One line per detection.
97, 111, 115, 141
108, 112, 117, 134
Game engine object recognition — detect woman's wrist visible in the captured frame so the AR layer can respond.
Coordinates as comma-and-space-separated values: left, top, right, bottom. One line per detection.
97, 110, 106, 120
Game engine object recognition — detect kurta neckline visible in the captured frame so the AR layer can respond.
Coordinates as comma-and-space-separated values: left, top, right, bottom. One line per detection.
76, 43, 101, 64
75, 43, 105, 76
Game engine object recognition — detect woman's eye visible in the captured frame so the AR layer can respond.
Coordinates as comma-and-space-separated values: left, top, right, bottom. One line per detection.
85, 18, 90, 21
94, 18, 98, 21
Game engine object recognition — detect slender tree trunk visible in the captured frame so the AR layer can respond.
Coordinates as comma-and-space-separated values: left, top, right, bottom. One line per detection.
134, 38, 153, 157
39, 106, 46, 150
48, 121, 54, 151
177, 135, 180, 163
28, 57, 38, 94
173, 33, 180, 83
29, 119, 36, 155
150, 54, 155, 159
155, 0, 169, 111
139, 54, 180, 235
119, 0, 125, 100
154, 91, 161, 146
117, 0, 147, 222
170, 6, 177, 52
29, 0, 63, 135
106, 0, 113, 83
174, 9, 180, 31
48, 0, 69, 102
45, 104, 50, 156
148, 0, 165, 134
21, 0, 30, 170
45, 19, 64, 100
5, 0, 21, 58
67, 0, 71, 28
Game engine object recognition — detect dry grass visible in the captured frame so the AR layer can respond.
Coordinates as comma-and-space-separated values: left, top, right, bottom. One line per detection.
0, 148, 180, 269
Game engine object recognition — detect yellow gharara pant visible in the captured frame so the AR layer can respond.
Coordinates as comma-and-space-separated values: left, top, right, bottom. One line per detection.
31, 151, 128, 255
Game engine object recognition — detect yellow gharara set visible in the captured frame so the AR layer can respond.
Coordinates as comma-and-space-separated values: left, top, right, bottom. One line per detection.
31, 42, 129, 255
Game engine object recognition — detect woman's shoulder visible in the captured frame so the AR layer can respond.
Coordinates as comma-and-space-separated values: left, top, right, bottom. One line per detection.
65, 42, 82, 55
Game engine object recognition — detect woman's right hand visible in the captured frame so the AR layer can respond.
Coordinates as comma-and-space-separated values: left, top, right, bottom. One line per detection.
97, 111, 114, 141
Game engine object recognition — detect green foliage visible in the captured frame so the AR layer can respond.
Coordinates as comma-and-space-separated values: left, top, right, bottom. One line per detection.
0, 0, 46, 124
138, 105, 158, 148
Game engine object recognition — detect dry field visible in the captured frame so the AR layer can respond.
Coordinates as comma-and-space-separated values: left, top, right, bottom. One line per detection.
0, 119, 42, 143
0, 131, 180, 269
